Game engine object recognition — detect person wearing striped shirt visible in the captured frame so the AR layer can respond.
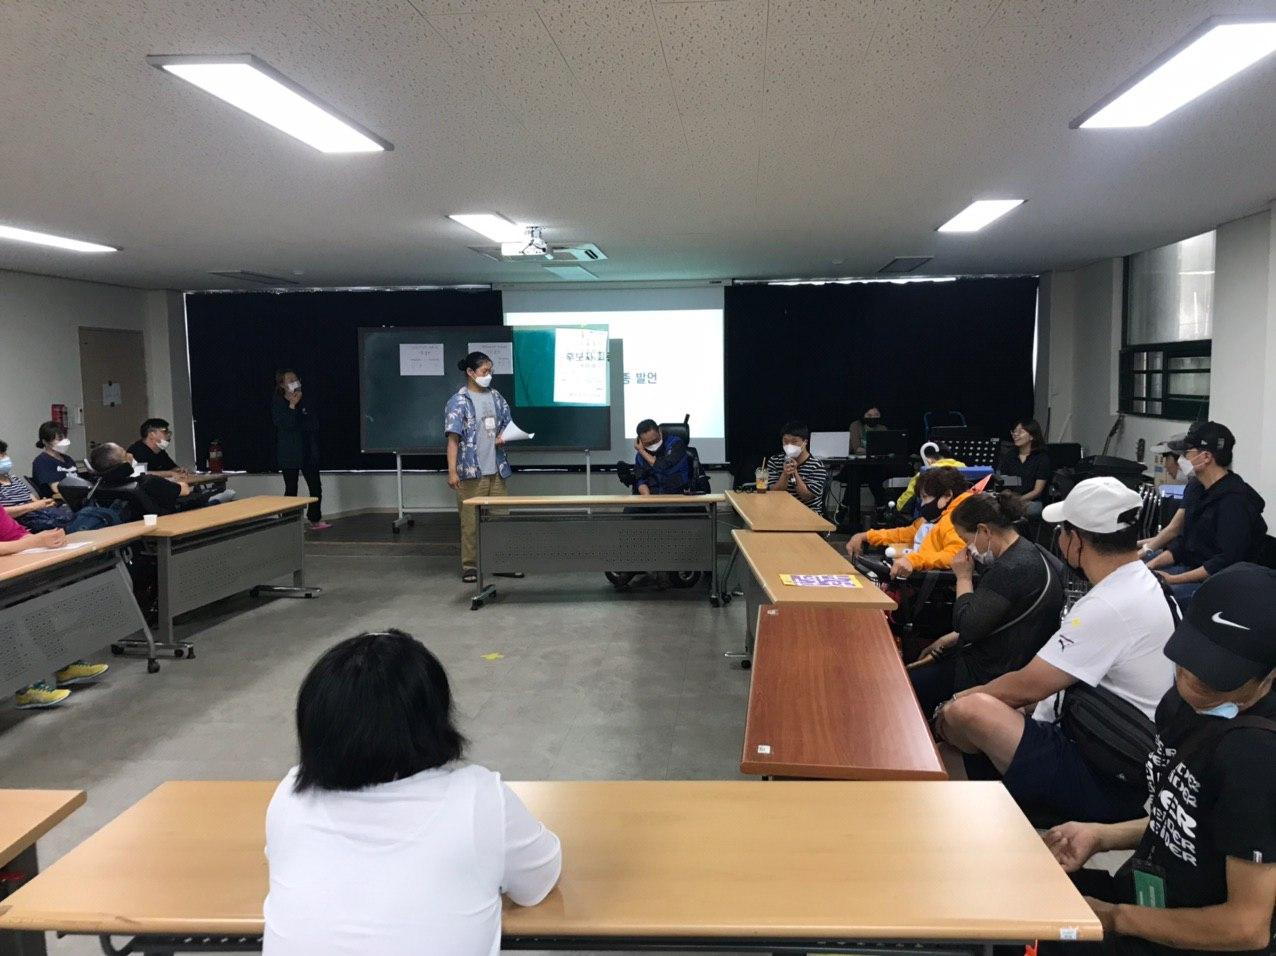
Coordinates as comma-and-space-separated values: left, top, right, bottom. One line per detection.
765, 422, 828, 513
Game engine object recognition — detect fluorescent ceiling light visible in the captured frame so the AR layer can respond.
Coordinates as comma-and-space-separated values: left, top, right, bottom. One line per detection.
937, 199, 1024, 233
0, 223, 116, 253
147, 54, 392, 153
1073, 19, 1276, 129
449, 214, 527, 244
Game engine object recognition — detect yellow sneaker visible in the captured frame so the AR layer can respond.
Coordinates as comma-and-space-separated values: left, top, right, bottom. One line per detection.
55, 661, 109, 687
15, 682, 71, 710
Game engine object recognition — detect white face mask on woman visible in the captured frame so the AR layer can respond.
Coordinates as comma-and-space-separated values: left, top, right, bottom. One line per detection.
968, 528, 995, 565
474, 374, 493, 388
53, 438, 71, 452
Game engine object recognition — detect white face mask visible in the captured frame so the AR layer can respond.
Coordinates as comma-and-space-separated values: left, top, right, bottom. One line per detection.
53, 438, 71, 451
1177, 454, 1195, 478
783, 443, 803, 459
967, 529, 995, 565
474, 374, 493, 388
645, 440, 663, 452
286, 381, 301, 393
156, 439, 170, 450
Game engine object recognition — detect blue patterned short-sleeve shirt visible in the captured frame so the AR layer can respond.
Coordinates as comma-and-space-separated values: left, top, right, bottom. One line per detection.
444, 386, 513, 480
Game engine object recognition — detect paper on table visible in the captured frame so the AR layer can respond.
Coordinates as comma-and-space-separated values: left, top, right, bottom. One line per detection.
20, 541, 94, 555
501, 421, 535, 442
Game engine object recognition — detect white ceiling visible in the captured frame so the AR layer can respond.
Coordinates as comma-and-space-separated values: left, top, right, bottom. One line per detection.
2, 0, 1275, 290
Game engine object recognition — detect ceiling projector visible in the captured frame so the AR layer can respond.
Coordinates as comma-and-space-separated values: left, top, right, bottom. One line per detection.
501, 226, 550, 258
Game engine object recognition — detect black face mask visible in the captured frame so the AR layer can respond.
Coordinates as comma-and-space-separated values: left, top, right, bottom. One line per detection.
102, 462, 135, 484
918, 499, 944, 522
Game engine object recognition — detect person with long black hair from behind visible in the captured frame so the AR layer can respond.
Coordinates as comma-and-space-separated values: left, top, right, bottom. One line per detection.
263, 630, 561, 955
909, 491, 1064, 716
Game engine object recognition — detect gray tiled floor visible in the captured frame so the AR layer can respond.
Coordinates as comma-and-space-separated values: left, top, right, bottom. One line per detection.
0, 551, 751, 954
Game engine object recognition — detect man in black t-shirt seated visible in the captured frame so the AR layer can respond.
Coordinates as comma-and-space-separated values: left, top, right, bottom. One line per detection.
88, 443, 194, 517
126, 418, 189, 479
1146, 421, 1267, 609
1043, 563, 1276, 956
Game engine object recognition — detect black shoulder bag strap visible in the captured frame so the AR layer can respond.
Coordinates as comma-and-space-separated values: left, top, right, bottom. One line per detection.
984, 545, 1057, 638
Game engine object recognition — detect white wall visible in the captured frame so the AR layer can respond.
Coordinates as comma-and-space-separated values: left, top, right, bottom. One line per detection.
1038, 204, 1276, 506
0, 270, 180, 465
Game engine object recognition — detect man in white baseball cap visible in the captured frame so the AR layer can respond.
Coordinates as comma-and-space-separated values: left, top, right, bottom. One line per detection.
936, 477, 1176, 823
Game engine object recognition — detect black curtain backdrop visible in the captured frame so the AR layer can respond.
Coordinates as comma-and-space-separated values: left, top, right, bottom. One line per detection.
185, 289, 502, 472
725, 278, 1038, 479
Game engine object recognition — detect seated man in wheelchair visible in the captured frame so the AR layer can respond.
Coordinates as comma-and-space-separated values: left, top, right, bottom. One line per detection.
627, 418, 690, 496
610, 419, 699, 591
845, 467, 973, 579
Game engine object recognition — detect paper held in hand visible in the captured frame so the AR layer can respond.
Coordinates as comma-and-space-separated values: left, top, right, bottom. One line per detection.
778, 573, 862, 588
501, 422, 535, 442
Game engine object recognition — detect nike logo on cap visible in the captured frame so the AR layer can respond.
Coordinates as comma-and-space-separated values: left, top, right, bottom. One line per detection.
1212, 611, 1250, 631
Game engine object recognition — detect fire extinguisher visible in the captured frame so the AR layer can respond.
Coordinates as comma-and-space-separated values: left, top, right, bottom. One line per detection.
208, 439, 224, 474
51, 404, 68, 429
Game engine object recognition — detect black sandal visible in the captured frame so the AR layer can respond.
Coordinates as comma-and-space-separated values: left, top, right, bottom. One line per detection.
461, 568, 478, 583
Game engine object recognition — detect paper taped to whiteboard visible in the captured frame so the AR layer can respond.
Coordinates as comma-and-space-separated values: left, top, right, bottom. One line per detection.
399, 343, 444, 376
553, 327, 608, 405
467, 342, 513, 374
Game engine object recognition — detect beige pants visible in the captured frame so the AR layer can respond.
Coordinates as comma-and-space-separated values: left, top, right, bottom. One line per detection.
456, 474, 508, 570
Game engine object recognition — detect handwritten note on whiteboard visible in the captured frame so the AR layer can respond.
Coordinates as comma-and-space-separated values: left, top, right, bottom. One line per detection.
399, 343, 444, 376
467, 342, 513, 375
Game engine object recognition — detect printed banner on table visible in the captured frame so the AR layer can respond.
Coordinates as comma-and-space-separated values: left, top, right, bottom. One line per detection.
778, 573, 862, 588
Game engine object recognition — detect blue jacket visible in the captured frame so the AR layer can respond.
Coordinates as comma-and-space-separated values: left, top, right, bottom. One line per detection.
444, 386, 513, 480
634, 435, 690, 494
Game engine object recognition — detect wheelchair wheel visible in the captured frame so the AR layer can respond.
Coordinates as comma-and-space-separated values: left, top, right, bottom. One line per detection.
604, 572, 637, 590
669, 571, 703, 589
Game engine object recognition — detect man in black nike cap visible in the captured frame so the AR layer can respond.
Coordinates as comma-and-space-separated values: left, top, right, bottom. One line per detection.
1042, 563, 1276, 955
1146, 421, 1267, 608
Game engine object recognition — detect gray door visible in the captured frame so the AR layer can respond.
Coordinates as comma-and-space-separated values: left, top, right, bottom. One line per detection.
78, 327, 148, 452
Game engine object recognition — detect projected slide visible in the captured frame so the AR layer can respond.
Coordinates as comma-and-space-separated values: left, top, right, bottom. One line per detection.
513, 326, 610, 407
506, 308, 725, 461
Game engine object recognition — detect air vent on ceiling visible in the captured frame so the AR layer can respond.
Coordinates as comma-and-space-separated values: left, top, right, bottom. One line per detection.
209, 270, 301, 287
878, 256, 933, 274
469, 243, 607, 263
544, 265, 598, 280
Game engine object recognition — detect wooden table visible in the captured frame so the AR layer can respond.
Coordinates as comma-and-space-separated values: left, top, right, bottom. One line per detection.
741, 605, 945, 780
725, 488, 834, 532
0, 789, 85, 956
730, 529, 894, 664
133, 496, 319, 656
0, 524, 160, 687
463, 494, 725, 610
0, 780, 1101, 952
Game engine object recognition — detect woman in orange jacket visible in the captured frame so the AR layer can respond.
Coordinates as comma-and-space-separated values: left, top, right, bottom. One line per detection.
846, 467, 973, 578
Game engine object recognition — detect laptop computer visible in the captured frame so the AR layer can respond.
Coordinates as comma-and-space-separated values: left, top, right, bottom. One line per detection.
864, 429, 911, 458
810, 431, 850, 460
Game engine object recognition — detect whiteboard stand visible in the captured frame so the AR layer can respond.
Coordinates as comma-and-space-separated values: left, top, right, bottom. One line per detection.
392, 453, 416, 533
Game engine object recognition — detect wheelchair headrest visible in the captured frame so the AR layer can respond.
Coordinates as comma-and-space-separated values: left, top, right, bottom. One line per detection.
659, 422, 690, 445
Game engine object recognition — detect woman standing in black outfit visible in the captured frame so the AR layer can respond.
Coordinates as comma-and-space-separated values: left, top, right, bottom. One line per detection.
908, 492, 1064, 716
272, 369, 330, 531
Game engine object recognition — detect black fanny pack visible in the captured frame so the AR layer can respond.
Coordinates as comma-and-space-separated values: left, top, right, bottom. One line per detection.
1055, 585, 1182, 786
